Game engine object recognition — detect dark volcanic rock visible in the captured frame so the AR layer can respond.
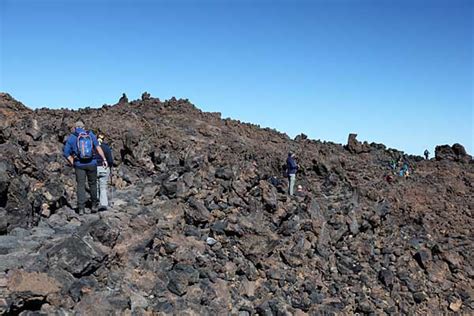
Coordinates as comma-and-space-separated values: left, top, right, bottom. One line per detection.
0, 93, 472, 315
185, 197, 211, 225
414, 248, 432, 270
378, 269, 394, 289
47, 235, 107, 277
118, 93, 128, 104
346, 133, 370, 154
167, 272, 189, 296
215, 167, 234, 180
435, 143, 472, 162
167, 264, 199, 296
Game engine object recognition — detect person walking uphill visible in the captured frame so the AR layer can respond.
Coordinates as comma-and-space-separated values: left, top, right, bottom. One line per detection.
286, 152, 298, 196
63, 121, 108, 214
95, 133, 113, 210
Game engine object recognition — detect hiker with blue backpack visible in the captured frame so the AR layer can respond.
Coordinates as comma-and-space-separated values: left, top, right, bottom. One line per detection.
95, 133, 114, 210
63, 121, 108, 214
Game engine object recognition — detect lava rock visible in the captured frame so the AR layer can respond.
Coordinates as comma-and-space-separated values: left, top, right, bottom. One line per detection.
413, 248, 432, 270
46, 235, 107, 277
185, 197, 211, 225
378, 269, 394, 289
0, 93, 472, 315
215, 167, 234, 180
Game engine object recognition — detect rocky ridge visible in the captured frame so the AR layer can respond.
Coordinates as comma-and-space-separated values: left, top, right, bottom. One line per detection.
0, 92, 472, 315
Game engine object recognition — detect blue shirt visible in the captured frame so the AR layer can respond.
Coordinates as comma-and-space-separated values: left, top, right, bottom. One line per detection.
63, 128, 100, 167
287, 156, 298, 175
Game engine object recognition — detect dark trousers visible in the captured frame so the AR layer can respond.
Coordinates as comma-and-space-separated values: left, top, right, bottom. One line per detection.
75, 164, 98, 209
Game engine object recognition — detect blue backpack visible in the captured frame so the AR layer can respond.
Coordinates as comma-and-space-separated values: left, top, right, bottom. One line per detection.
76, 131, 94, 160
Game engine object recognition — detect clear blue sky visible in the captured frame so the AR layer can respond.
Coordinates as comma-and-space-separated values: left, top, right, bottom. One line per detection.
1, 0, 472, 155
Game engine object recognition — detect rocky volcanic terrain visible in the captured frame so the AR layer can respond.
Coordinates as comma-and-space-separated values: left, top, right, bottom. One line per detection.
0, 92, 472, 315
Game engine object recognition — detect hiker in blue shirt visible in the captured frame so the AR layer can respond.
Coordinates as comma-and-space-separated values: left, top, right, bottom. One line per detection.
286, 152, 298, 195
399, 163, 409, 177
63, 121, 108, 214
95, 133, 114, 210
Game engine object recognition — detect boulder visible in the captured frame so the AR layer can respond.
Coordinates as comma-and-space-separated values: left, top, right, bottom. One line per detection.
435, 143, 471, 162
46, 235, 107, 277
345, 133, 370, 154
118, 93, 128, 104
185, 197, 211, 225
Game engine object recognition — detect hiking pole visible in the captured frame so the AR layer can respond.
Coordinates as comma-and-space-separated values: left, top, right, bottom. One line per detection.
109, 167, 114, 207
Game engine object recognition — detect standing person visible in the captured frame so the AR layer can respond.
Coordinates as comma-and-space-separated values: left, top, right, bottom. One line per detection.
95, 133, 114, 210
399, 162, 409, 177
63, 121, 108, 214
389, 159, 397, 171
286, 152, 298, 196
424, 149, 430, 160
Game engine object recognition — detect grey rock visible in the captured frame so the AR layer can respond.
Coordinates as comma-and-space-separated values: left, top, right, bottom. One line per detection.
185, 197, 211, 225
378, 269, 394, 289
46, 235, 106, 277
215, 167, 233, 180
414, 249, 431, 270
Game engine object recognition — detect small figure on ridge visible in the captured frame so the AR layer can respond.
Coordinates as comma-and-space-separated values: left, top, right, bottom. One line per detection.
424, 149, 430, 160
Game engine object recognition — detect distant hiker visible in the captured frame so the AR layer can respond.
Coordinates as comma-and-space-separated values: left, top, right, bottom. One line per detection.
399, 162, 409, 177
424, 149, 430, 160
63, 121, 108, 214
286, 152, 298, 195
389, 159, 397, 171
95, 133, 114, 210
141, 91, 151, 101
403, 163, 410, 177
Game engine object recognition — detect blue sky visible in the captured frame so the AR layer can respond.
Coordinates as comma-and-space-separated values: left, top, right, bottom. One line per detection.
1, 0, 472, 155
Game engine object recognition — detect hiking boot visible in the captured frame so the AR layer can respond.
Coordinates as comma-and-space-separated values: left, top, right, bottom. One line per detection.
98, 205, 108, 212
77, 208, 85, 215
